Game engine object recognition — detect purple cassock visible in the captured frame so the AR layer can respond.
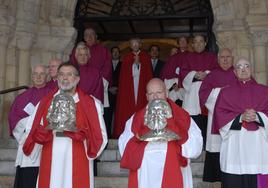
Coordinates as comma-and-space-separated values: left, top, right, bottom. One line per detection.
179, 51, 219, 81
212, 79, 268, 134
160, 52, 188, 84
258, 174, 268, 188
8, 86, 52, 136
70, 43, 113, 84
212, 79, 268, 187
78, 63, 104, 103
46, 79, 58, 90
199, 67, 237, 108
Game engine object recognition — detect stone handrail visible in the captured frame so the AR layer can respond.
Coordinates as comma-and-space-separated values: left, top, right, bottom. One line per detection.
0, 86, 29, 95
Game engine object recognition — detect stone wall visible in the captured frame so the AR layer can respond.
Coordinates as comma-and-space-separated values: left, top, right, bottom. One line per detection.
0, 0, 77, 138
0, 0, 268, 137
211, 0, 268, 84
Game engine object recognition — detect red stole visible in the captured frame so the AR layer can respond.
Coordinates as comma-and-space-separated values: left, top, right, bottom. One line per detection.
23, 89, 104, 188
113, 51, 153, 138
120, 99, 191, 188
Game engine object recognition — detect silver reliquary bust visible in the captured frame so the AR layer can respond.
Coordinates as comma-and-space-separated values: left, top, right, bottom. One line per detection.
46, 91, 77, 132
139, 99, 180, 142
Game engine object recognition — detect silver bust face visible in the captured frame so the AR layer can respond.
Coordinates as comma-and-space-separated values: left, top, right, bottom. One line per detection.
144, 99, 172, 131
46, 91, 76, 132
140, 99, 179, 142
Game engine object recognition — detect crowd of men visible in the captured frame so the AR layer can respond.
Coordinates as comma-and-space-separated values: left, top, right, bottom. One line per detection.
8, 27, 268, 188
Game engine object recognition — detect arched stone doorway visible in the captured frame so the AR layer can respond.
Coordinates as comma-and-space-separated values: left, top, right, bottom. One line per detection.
74, 0, 216, 59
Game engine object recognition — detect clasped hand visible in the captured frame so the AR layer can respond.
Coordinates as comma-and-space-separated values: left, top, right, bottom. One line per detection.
242, 109, 256, 122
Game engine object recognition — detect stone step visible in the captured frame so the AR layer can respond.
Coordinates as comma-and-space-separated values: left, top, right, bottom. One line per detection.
0, 162, 16, 176
97, 161, 204, 178
94, 176, 220, 188
0, 139, 17, 149
0, 149, 17, 161
0, 175, 220, 188
0, 176, 14, 188
98, 149, 205, 162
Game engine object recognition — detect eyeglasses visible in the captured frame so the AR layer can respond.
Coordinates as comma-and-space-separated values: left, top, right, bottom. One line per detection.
235, 64, 250, 70
58, 72, 77, 78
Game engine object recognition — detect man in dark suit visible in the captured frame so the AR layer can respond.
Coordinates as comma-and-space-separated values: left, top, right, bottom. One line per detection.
104, 46, 121, 138
149, 45, 165, 78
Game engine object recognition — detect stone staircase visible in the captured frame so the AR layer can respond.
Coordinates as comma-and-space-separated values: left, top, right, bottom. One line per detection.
0, 139, 220, 188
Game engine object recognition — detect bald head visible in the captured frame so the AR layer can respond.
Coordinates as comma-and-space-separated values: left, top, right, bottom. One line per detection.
146, 78, 167, 101
218, 48, 233, 71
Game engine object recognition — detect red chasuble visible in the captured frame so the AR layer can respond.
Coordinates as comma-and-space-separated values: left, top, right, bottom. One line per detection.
113, 51, 153, 138
23, 88, 104, 188
120, 99, 191, 188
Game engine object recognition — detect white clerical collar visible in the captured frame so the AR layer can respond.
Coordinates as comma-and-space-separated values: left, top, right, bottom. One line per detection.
112, 59, 119, 70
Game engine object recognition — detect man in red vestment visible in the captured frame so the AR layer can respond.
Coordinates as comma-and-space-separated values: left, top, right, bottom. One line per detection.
113, 38, 153, 138
23, 63, 107, 188
119, 78, 203, 188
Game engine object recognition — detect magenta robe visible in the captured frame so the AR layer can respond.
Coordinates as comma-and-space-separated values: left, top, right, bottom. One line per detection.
160, 51, 189, 81
70, 43, 112, 84
212, 79, 268, 134
78, 64, 104, 103
199, 67, 237, 107
8, 86, 52, 136
179, 51, 218, 81
46, 79, 57, 90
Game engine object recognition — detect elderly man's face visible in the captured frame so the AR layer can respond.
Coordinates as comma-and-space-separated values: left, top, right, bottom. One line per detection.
193, 35, 206, 53
234, 58, 251, 81
146, 81, 166, 101
218, 49, 233, 71
84, 28, 97, 46
32, 65, 47, 88
130, 39, 141, 52
49, 60, 61, 79
57, 66, 80, 92
76, 49, 90, 65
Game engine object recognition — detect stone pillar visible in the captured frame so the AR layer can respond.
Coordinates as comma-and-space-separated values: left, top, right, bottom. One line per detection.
0, 27, 12, 138
11, 31, 35, 87
250, 30, 268, 84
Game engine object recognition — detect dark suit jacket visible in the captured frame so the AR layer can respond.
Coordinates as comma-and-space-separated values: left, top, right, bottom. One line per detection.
153, 59, 165, 78
109, 61, 122, 108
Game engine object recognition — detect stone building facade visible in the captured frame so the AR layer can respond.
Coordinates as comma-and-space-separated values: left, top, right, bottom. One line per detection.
0, 0, 268, 138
